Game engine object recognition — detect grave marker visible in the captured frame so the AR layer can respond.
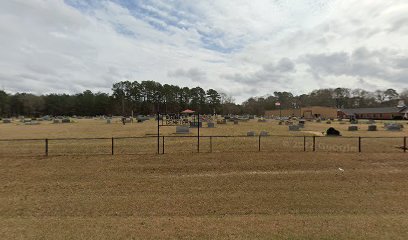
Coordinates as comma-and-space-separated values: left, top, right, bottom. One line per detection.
260, 131, 269, 136
176, 126, 190, 134
289, 125, 300, 131
368, 125, 377, 131
247, 131, 256, 136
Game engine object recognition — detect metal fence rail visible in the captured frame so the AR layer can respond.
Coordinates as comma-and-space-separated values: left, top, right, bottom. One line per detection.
0, 135, 406, 157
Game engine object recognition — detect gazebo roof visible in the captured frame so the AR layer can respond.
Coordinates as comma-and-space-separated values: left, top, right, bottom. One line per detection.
181, 109, 195, 114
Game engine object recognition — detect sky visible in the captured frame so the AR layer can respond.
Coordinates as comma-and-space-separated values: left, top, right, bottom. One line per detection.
0, 0, 408, 103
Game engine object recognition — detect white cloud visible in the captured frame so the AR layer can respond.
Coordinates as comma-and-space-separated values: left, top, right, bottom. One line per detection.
0, 0, 407, 102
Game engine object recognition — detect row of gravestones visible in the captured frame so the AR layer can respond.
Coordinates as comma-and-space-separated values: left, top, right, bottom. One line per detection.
247, 131, 269, 136
348, 123, 403, 131
176, 122, 215, 134
54, 118, 72, 124
2, 118, 55, 125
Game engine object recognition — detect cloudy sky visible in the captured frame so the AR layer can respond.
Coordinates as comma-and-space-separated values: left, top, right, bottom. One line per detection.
1, 0, 408, 102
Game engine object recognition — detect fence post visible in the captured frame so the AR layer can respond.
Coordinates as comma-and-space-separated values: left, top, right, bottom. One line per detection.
111, 137, 114, 155
303, 136, 306, 152
210, 136, 212, 153
157, 112, 160, 155
197, 113, 200, 153
258, 135, 261, 152
45, 138, 48, 156
358, 137, 362, 153
313, 136, 316, 152
162, 136, 165, 154
404, 137, 407, 153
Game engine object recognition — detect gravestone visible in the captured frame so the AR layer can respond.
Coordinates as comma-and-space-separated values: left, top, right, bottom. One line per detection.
217, 119, 227, 124
367, 119, 376, 124
53, 119, 61, 124
136, 115, 150, 122
25, 121, 40, 125
289, 125, 300, 131
176, 126, 190, 134
348, 126, 358, 131
326, 121, 332, 124
234, 120, 239, 125
278, 121, 283, 125
106, 119, 111, 124
190, 121, 203, 128
62, 118, 71, 123
298, 120, 305, 128
368, 125, 377, 131
207, 122, 215, 128
260, 131, 269, 136
2, 119, 11, 123
247, 131, 256, 136
386, 124, 401, 131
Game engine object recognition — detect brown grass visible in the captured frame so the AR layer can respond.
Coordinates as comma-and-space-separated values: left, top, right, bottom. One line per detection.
0, 119, 407, 156
1, 118, 408, 238
1, 152, 408, 239
1, 118, 407, 139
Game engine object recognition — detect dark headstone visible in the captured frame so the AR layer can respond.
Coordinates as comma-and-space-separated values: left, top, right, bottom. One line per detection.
260, 131, 269, 136
368, 125, 377, 131
2, 119, 11, 123
247, 131, 256, 136
176, 126, 190, 134
386, 124, 401, 131
289, 125, 300, 131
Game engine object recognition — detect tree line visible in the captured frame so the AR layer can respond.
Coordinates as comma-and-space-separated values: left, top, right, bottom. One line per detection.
0, 80, 226, 117
0, 81, 407, 117
242, 88, 408, 115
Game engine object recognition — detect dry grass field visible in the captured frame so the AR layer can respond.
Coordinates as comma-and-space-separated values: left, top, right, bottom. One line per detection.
1, 119, 408, 239
0, 118, 407, 156
1, 118, 408, 139
1, 152, 408, 239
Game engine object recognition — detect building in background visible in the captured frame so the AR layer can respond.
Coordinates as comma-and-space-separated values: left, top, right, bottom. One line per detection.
339, 100, 407, 120
265, 106, 337, 119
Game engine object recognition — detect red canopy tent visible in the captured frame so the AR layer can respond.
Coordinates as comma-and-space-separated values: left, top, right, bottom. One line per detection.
181, 109, 195, 114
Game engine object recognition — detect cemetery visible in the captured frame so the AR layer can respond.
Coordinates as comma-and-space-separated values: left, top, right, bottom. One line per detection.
0, 115, 407, 155
1, 114, 408, 240
1, 113, 408, 240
